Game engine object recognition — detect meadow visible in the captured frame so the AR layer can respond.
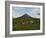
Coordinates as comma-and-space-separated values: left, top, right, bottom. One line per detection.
12, 17, 40, 31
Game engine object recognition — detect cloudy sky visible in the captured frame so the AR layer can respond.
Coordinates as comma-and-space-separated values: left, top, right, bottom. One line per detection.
12, 7, 40, 18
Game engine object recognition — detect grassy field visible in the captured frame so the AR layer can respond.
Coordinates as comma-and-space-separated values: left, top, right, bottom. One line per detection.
12, 18, 40, 31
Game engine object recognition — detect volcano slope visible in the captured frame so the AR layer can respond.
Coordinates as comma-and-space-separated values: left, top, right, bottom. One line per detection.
12, 14, 40, 31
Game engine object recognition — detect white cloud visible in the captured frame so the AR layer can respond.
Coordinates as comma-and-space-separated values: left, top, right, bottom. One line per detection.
27, 8, 40, 18
12, 7, 40, 18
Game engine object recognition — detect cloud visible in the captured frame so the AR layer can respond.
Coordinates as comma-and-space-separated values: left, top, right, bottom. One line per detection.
24, 8, 40, 18
12, 7, 40, 18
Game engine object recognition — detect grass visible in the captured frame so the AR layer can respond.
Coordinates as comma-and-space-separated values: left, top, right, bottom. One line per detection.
12, 18, 40, 31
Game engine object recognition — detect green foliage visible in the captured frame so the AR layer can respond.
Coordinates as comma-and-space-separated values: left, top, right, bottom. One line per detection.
12, 18, 40, 31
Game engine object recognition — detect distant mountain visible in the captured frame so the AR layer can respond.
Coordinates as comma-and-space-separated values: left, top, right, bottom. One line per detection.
13, 14, 40, 19
19, 14, 32, 18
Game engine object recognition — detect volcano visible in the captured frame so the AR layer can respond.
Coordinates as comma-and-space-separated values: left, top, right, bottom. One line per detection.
19, 14, 32, 18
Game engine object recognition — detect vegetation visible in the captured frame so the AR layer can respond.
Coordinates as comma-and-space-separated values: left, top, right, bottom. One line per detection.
12, 17, 40, 31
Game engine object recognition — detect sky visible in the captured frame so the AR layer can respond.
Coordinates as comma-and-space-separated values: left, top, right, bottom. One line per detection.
12, 7, 40, 18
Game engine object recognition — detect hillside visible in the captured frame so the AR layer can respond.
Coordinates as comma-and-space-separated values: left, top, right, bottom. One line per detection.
12, 14, 40, 31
